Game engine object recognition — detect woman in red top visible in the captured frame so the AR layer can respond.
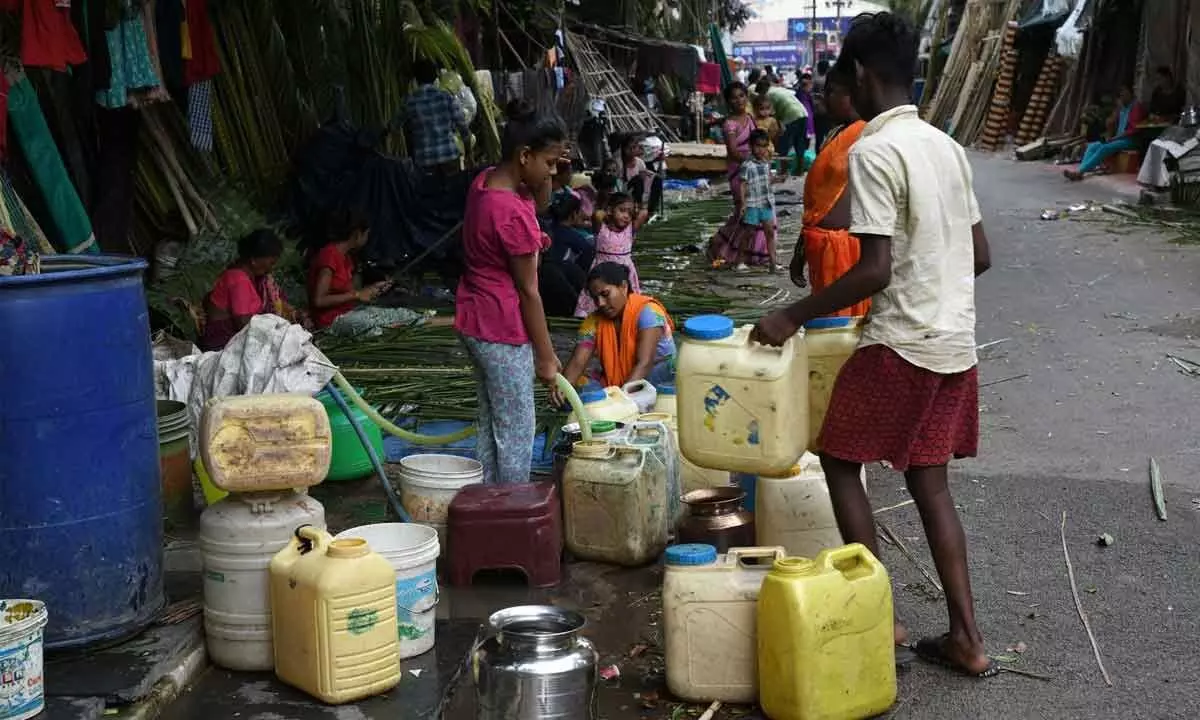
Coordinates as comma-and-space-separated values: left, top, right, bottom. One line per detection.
199, 229, 299, 351
456, 100, 565, 484
306, 208, 391, 329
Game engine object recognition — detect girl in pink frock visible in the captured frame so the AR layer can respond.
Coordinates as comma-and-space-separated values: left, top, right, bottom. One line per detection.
575, 192, 646, 317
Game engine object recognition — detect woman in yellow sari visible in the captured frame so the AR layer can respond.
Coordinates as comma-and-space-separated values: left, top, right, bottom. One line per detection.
790, 68, 870, 319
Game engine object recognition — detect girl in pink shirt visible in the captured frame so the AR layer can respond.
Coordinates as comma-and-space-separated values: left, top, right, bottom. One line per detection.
455, 100, 566, 484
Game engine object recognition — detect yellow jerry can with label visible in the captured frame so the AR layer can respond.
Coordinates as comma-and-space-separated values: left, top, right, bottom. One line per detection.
270, 525, 400, 704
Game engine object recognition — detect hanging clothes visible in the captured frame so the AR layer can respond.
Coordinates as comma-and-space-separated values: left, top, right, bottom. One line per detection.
188, 79, 213, 151
12, 0, 88, 71
70, 0, 113, 90
0, 74, 8, 161
96, 2, 162, 109
131, 0, 171, 106
154, 0, 184, 90
8, 76, 97, 253
182, 0, 219, 86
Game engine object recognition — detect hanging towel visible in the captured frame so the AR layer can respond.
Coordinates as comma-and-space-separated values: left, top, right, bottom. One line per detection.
182, 0, 219, 85
8, 77, 97, 253
131, 0, 171, 106
188, 79, 213, 151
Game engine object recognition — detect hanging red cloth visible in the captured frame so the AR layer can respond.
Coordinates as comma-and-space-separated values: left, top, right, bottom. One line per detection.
16, 0, 87, 72
696, 62, 720, 95
183, 0, 220, 86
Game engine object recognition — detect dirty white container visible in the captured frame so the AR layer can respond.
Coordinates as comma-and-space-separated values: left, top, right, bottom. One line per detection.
651, 385, 731, 495
199, 394, 332, 493
0, 600, 47, 720
662, 545, 783, 703
562, 441, 668, 566
567, 386, 641, 426
622, 380, 658, 414
631, 413, 682, 528
805, 317, 863, 451
755, 453, 863, 559
676, 315, 809, 475
270, 527, 400, 704
334, 523, 440, 659
200, 490, 326, 671
398, 454, 484, 548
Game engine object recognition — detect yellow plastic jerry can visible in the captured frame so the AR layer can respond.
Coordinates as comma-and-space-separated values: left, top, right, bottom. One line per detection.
757, 544, 897, 720
270, 525, 400, 704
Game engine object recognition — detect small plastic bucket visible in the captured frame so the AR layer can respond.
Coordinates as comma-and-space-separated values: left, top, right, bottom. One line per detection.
0, 600, 48, 720
333, 523, 440, 659
397, 454, 483, 547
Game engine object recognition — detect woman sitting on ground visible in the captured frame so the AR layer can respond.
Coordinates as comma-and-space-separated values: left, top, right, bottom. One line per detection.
307, 208, 433, 336
199, 229, 301, 351
551, 262, 675, 404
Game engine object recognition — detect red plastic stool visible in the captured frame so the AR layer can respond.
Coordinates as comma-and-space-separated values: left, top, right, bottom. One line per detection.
447, 481, 562, 588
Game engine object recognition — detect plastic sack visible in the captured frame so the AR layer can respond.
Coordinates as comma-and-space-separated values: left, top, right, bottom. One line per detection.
1055, 1, 1087, 58
438, 70, 477, 125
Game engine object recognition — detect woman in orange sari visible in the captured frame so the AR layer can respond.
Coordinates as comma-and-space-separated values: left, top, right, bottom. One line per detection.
551, 262, 676, 404
790, 68, 870, 318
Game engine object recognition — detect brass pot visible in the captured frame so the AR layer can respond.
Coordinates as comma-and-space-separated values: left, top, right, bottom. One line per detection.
677, 487, 754, 553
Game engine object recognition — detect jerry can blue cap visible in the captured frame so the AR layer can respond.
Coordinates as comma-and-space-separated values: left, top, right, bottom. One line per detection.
804, 316, 861, 330
683, 314, 734, 340
656, 383, 676, 396
665, 544, 717, 566
579, 388, 607, 403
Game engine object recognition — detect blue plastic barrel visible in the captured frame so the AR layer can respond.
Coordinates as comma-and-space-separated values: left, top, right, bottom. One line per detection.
0, 256, 164, 649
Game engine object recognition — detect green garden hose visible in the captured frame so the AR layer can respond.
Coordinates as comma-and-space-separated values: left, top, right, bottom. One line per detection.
331, 371, 592, 444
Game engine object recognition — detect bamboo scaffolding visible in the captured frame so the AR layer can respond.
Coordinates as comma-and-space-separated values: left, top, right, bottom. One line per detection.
564, 30, 679, 142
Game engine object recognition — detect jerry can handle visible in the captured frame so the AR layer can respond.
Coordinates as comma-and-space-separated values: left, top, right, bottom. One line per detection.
622, 380, 650, 394
725, 546, 786, 566
294, 524, 330, 555
821, 543, 876, 577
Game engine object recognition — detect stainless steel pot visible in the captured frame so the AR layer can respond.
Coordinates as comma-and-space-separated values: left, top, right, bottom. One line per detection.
473, 605, 598, 719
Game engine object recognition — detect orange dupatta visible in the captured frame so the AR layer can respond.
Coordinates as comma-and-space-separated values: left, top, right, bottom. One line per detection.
594, 293, 672, 388
801, 121, 870, 318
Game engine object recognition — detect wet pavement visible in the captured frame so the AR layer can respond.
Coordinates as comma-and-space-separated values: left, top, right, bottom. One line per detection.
155, 152, 1200, 719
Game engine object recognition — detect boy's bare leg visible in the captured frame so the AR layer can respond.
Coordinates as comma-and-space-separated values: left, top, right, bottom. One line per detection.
821, 453, 908, 645
906, 464, 991, 674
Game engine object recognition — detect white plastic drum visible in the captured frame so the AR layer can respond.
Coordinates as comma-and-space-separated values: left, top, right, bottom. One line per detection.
397, 454, 483, 548
334, 523, 440, 658
0, 600, 47, 720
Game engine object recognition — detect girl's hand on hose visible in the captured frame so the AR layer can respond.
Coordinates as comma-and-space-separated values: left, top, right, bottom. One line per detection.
535, 354, 562, 386
548, 385, 566, 409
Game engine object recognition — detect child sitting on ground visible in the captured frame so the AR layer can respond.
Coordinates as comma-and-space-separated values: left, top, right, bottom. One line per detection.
754, 93, 782, 146
575, 192, 647, 317
736, 129, 784, 273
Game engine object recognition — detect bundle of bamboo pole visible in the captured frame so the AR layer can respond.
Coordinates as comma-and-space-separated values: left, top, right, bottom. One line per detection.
924, 0, 1024, 146
1015, 52, 1063, 147
564, 30, 679, 141
978, 22, 1019, 151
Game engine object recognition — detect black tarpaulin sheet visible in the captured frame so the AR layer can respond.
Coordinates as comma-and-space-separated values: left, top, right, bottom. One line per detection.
285, 105, 473, 271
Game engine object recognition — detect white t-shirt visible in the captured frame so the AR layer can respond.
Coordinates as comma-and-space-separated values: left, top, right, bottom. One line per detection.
848, 104, 982, 374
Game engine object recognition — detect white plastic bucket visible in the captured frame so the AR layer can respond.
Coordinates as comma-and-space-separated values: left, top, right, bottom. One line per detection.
0, 600, 48, 720
333, 523, 440, 659
397, 454, 483, 547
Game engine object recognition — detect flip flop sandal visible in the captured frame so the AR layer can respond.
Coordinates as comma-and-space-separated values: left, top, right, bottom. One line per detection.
895, 645, 917, 668
911, 635, 1000, 679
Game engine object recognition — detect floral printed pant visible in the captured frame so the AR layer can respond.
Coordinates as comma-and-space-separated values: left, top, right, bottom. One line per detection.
461, 336, 535, 484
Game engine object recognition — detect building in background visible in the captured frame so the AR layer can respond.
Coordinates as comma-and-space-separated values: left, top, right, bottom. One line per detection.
733, 0, 888, 71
